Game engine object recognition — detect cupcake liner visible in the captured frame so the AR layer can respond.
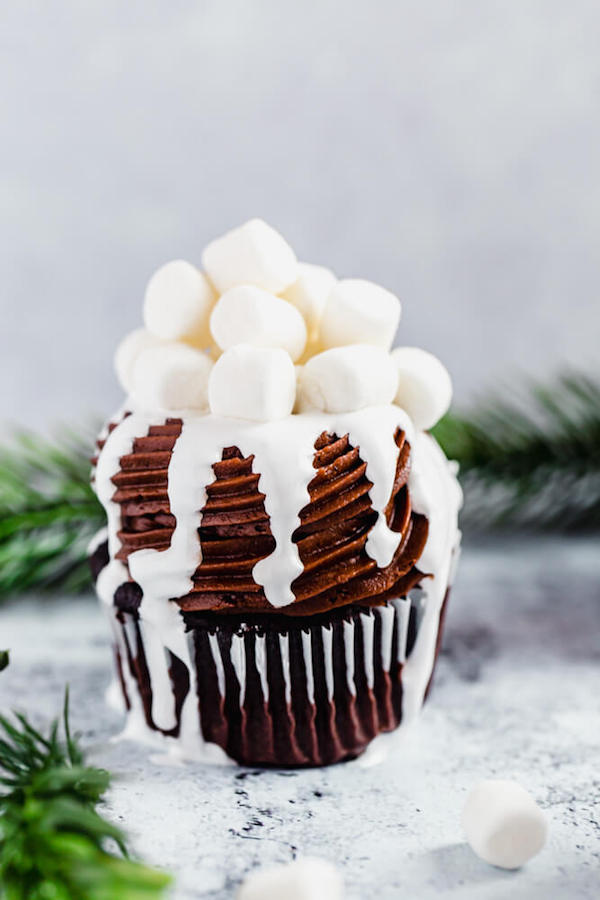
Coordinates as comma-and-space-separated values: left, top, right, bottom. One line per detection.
109, 594, 430, 767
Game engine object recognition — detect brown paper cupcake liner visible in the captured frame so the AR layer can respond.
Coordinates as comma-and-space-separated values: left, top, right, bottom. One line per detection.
109, 591, 441, 767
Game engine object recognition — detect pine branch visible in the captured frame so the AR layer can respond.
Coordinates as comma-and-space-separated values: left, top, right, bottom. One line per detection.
432, 371, 600, 530
0, 689, 171, 899
0, 428, 105, 596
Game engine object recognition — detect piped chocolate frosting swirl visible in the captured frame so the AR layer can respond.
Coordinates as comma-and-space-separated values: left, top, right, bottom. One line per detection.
109, 420, 428, 616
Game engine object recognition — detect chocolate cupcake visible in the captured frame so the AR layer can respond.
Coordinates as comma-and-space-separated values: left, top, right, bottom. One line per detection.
91, 219, 462, 767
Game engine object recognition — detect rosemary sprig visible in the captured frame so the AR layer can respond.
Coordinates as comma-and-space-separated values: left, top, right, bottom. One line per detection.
0, 428, 104, 596
0, 690, 171, 899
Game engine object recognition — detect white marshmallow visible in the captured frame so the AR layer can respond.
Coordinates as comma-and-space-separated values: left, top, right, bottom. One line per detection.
237, 857, 343, 900
462, 780, 548, 870
210, 285, 307, 362
202, 218, 298, 294
320, 279, 401, 351
297, 345, 398, 413
282, 262, 336, 340
143, 260, 216, 346
132, 343, 213, 411
114, 328, 163, 394
209, 344, 296, 421
391, 346, 452, 430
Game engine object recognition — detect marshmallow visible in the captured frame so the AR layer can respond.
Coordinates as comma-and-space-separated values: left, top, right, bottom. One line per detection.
391, 346, 452, 430
202, 218, 298, 294
462, 780, 548, 869
320, 279, 401, 351
297, 345, 398, 413
114, 328, 163, 394
210, 285, 307, 362
282, 262, 336, 341
132, 343, 213, 411
143, 260, 216, 346
209, 344, 296, 421
237, 857, 343, 900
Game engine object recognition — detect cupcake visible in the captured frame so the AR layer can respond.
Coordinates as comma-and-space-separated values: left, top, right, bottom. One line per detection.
91, 219, 462, 767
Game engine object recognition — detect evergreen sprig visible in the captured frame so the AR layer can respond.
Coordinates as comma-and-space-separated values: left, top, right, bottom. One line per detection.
432, 371, 600, 529
0, 428, 104, 596
0, 690, 171, 899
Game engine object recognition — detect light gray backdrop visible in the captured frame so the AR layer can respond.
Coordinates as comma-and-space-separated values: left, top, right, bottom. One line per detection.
2, 0, 598, 431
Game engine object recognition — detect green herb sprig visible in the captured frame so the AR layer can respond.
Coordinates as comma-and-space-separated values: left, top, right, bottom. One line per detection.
0, 690, 171, 899
0, 429, 104, 595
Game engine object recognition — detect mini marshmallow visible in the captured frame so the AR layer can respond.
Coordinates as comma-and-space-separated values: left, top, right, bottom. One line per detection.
202, 218, 298, 294
132, 343, 213, 411
237, 857, 343, 900
320, 279, 401, 351
282, 262, 336, 340
210, 285, 307, 362
297, 345, 398, 413
114, 328, 163, 394
391, 346, 452, 430
462, 780, 548, 870
209, 344, 296, 422
143, 259, 216, 346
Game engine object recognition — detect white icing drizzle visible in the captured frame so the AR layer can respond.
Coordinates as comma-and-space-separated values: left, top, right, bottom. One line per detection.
138, 619, 178, 732
230, 634, 246, 703
208, 633, 225, 698
321, 626, 334, 701
301, 630, 315, 705
378, 604, 395, 672
362, 614, 375, 689
254, 634, 269, 702
93, 402, 461, 764
278, 634, 292, 705
399, 432, 462, 718
395, 596, 412, 664
343, 620, 356, 695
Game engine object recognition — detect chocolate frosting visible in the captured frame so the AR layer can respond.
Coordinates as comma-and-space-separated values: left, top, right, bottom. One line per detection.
110, 419, 428, 616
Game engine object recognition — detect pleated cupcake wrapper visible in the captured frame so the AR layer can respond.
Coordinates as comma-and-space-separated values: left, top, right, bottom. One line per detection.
110, 594, 427, 767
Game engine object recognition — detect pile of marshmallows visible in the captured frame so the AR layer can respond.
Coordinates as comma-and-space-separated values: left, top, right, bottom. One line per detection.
115, 219, 452, 430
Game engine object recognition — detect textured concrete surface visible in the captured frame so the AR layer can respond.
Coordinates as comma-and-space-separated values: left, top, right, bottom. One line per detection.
1, 535, 599, 898
2, 2, 600, 432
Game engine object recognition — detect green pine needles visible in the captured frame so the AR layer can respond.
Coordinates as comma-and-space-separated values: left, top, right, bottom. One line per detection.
432, 371, 600, 529
0, 690, 171, 899
0, 429, 104, 596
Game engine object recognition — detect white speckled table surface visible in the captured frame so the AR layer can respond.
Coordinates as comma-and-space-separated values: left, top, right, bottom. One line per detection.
1, 536, 599, 899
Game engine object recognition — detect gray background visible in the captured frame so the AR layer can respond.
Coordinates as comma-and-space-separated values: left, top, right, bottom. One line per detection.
2, 0, 599, 430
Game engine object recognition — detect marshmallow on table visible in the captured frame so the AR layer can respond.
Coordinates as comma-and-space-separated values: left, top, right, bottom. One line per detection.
210, 285, 307, 362
462, 780, 548, 869
320, 279, 401, 351
282, 262, 336, 341
209, 344, 296, 422
391, 346, 452, 430
132, 343, 213, 411
114, 328, 163, 394
143, 259, 216, 347
202, 218, 298, 294
237, 857, 343, 900
297, 345, 398, 413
